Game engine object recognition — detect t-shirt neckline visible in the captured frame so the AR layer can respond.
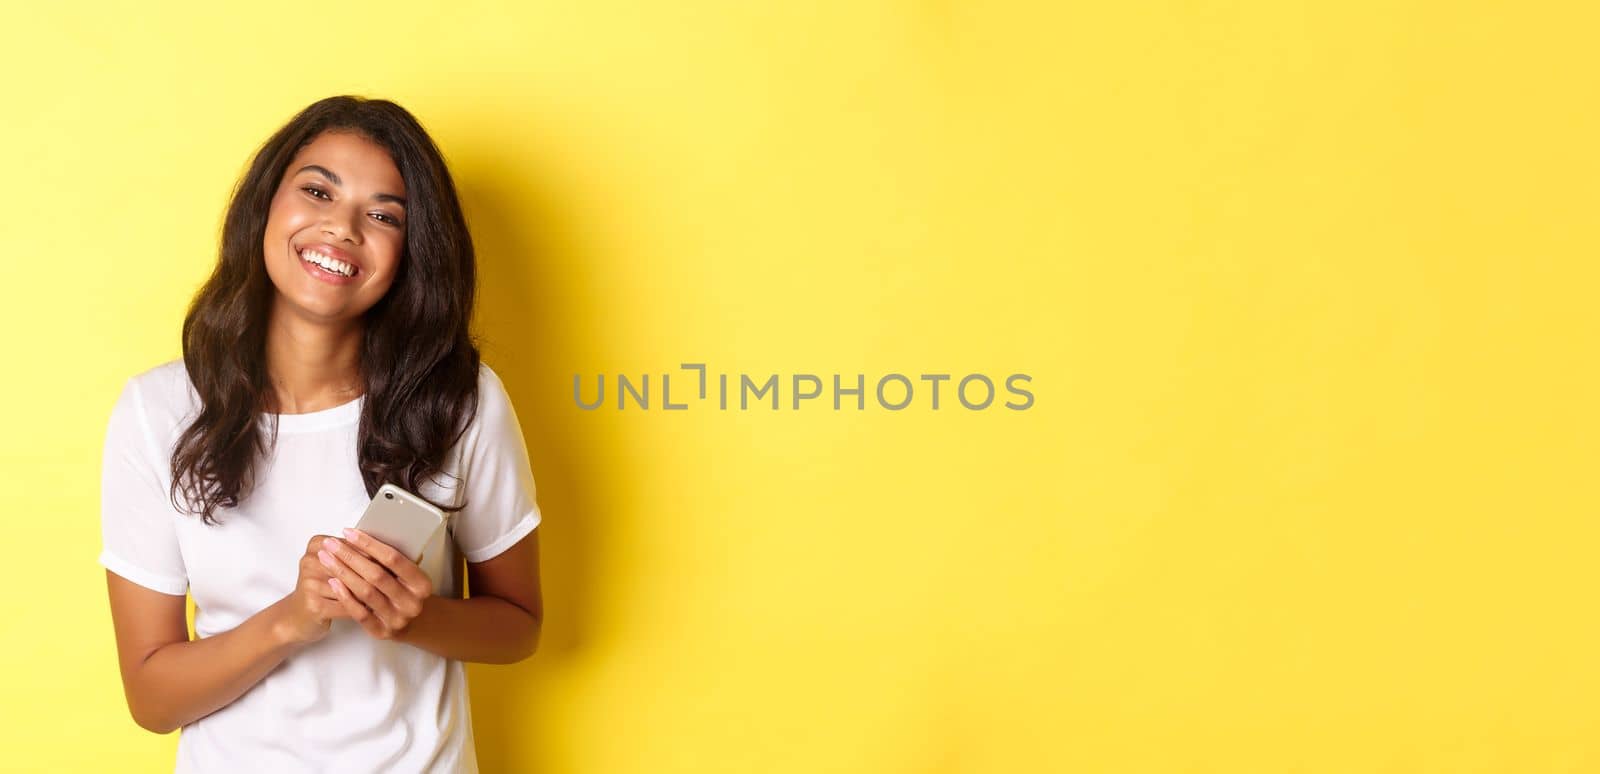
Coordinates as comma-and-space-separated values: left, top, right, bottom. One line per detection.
261, 393, 365, 434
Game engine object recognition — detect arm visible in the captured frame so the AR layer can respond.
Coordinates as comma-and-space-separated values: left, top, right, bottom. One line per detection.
396, 527, 543, 664
105, 536, 352, 733
322, 527, 543, 664
319, 364, 545, 663
107, 574, 302, 734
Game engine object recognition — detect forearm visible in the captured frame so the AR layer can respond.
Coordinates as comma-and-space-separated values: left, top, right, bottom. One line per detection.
395, 594, 540, 664
128, 597, 305, 734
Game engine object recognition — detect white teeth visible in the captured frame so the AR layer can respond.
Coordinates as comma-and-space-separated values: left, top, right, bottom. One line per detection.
299, 249, 355, 277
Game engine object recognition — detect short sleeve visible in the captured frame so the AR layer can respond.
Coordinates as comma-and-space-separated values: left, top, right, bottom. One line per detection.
98, 378, 189, 595
451, 365, 542, 563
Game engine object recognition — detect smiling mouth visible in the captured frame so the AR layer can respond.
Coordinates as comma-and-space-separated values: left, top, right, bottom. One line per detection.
297, 246, 359, 278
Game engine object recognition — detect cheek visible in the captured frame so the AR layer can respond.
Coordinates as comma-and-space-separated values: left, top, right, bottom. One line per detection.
371, 237, 405, 278
263, 193, 315, 243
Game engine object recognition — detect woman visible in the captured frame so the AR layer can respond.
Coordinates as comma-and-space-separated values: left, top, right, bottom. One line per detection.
99, 95, 543, 773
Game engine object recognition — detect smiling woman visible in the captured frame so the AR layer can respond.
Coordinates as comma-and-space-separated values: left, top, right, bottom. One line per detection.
98, 96, 544, 773
266, 137, 407, 305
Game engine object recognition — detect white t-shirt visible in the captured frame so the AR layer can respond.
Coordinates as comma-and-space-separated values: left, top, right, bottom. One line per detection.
98, 359, 542, 773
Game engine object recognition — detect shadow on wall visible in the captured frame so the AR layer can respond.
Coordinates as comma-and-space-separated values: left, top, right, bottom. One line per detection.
450, 139, 612, 772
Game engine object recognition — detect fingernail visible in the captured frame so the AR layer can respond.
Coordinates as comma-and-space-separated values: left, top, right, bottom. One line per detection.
318, 550, 334, 567
322, 537, 340, 553
342, 528, 359, 541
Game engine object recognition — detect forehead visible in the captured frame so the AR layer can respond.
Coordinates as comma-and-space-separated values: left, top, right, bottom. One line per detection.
286, 131, 405, 194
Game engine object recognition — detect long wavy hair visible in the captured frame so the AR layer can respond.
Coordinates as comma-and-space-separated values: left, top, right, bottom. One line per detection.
171, 95, 479, 525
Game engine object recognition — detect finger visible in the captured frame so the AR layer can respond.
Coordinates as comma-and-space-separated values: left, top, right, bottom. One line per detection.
313, 593, 349, 620
330, 578, 389, 638
300, 557, 341, 601
301, 573, 341, 602
341, 528, 435, 598
321, 538, 414, 613
319, 548, 412, 631
319, 548, 399, 619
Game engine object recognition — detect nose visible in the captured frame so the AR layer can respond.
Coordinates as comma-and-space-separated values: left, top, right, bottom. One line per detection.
320, 203, 363, 244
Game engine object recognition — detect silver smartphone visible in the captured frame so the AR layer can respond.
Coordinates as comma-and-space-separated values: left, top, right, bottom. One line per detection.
353, 483, 446, 563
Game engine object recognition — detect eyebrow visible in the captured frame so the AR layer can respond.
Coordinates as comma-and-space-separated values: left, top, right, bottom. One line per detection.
296, 164, 407, 207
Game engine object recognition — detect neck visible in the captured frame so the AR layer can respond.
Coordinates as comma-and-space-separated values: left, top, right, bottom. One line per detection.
263, 304, 365, 415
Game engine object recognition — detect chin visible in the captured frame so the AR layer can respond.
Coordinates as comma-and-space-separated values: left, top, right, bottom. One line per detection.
270, 290, 349, 325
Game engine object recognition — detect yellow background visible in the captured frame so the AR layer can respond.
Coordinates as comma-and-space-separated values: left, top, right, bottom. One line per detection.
2, 1, 1597, 771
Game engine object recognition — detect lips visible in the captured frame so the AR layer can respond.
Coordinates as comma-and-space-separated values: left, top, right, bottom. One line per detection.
295, 242, 361, 279
296, 241, 355, 262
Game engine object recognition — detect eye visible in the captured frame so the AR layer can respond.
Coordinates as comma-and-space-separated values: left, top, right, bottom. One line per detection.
372, 212, 401, 227
301, 186, 331, 201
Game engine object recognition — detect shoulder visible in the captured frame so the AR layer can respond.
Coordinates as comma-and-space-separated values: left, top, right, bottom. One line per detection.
110, 359, 200, 451
125, 358, 194, 402
478, 360, 506, 393
476, 363, 508, 404
463, 361, 526, 448
472, 361, 516, 424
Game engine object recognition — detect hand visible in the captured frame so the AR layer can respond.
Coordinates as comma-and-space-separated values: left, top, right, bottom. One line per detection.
277, 534, 353, 645
316, 529, 436, 640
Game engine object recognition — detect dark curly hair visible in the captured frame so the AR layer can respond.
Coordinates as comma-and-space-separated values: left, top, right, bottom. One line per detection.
170, 95, 479, 525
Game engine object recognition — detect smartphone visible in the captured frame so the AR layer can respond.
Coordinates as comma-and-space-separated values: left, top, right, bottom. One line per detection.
353, 483, 446, 564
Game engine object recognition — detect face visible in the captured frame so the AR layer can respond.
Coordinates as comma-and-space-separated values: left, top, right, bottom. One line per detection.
262, 130, 408, 325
